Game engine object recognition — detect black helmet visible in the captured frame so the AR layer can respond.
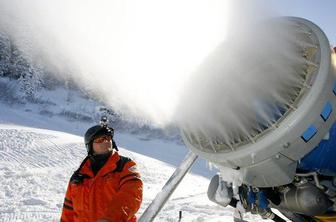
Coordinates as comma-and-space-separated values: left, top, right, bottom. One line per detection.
84, 117, 117, 154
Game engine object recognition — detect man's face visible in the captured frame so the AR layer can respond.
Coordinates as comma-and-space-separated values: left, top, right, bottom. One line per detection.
92, 135, 112, 155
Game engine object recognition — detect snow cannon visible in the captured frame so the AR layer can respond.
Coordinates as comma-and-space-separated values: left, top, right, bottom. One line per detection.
181, 17, 336, 221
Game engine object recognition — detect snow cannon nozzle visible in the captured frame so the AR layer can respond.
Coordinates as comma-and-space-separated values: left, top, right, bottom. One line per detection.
100, 116, 109, 128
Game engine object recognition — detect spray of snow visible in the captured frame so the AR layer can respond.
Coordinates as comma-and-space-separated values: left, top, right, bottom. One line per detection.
0, 0, 308, 143
0, 0, 230, 126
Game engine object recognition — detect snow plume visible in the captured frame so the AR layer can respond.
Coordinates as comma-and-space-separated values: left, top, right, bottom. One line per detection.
0, 0, 302, 137
176, 2, 308, 149
0, 0, 230, 126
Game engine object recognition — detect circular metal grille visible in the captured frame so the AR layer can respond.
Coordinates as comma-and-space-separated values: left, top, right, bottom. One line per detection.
181, 19, 321, 153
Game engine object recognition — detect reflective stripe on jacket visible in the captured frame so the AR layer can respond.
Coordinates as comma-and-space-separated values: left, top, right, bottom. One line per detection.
61, 152, 143, 222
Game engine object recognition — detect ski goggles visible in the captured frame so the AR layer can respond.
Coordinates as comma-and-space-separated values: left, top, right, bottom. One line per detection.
93, 136, 112, 143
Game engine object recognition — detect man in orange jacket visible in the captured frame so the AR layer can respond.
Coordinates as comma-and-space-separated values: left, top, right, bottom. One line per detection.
61, 117, 143, 222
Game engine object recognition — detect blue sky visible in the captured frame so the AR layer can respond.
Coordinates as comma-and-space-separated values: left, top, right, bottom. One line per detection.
270, 0, 335, 45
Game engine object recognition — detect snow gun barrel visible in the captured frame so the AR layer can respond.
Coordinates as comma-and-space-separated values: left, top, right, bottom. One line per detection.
181, 17, 336, 188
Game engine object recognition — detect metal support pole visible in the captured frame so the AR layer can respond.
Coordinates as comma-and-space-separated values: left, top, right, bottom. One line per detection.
139, 151, 198, 222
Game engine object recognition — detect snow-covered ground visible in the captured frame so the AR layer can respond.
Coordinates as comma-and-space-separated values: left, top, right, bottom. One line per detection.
0, 102, 274, 222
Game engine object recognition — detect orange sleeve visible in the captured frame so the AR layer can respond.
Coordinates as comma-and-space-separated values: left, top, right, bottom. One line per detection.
106, 161, 143, 222
60, 182, 75, 222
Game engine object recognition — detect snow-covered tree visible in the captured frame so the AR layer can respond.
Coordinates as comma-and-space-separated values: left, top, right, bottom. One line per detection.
17, 59, 44, 102
0, 32, 11, 76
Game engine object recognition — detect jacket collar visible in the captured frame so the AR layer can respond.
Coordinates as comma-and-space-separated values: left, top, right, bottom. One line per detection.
80, 151, 120, 178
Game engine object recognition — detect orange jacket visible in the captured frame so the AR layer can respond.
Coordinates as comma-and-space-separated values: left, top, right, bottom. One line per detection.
61, 152, 143, 222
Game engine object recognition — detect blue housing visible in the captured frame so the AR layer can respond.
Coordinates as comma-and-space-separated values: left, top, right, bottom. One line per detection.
298, 123, 336, 176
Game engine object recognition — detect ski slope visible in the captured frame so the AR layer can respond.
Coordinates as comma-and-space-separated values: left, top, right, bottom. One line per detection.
0, 125, 226, 221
